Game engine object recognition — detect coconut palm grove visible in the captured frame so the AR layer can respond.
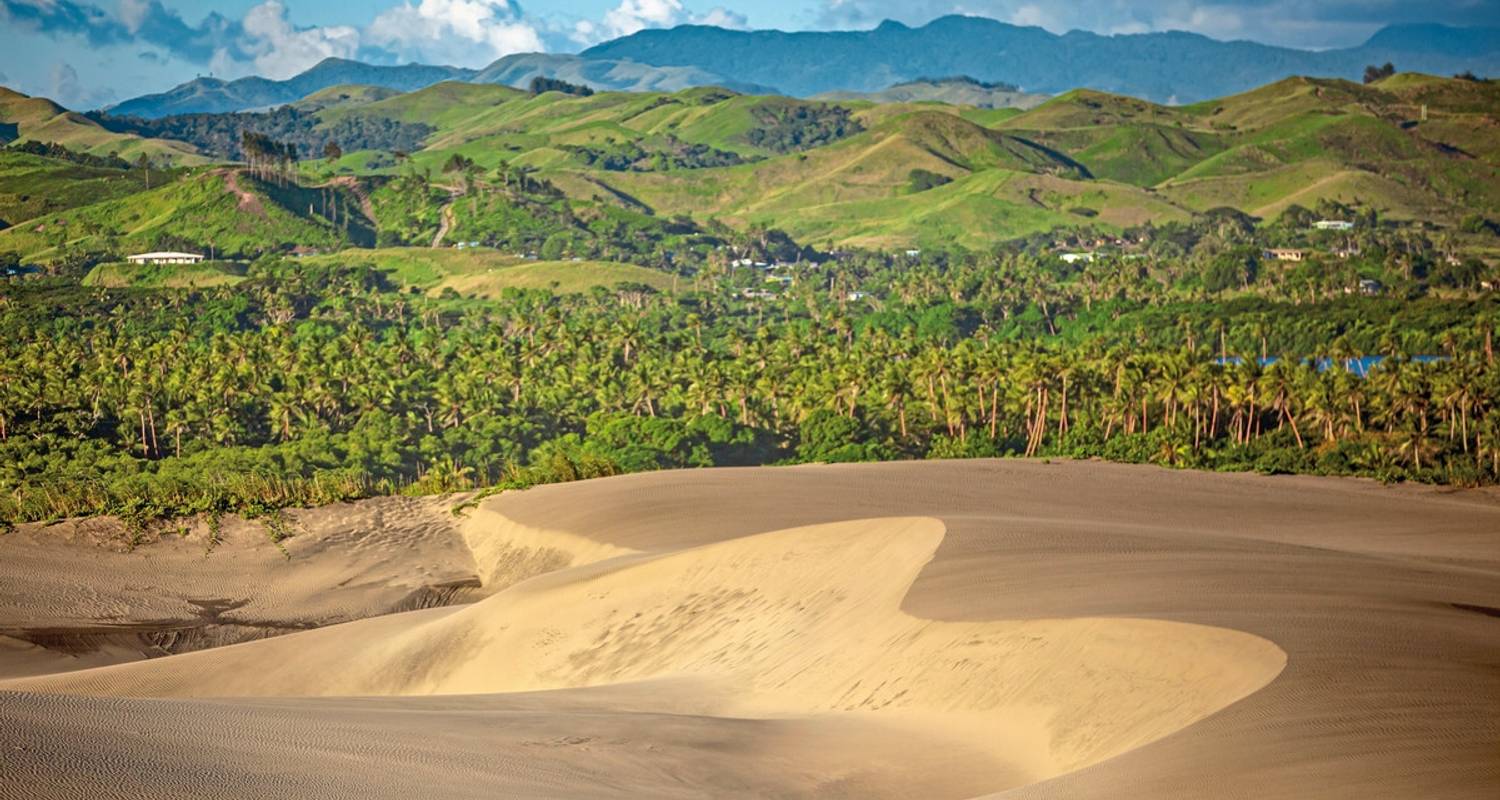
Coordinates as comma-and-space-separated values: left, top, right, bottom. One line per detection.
2, 18, 1500, 527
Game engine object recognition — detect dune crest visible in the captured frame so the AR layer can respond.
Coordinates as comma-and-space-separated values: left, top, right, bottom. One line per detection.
4, 512, 1284, 784
6, 460, 1497, 799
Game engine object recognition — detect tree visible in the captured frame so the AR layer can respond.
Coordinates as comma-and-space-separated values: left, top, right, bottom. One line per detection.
323, 141, 343, 162
529, 76, 594, 97
1363, 62, 1396, 84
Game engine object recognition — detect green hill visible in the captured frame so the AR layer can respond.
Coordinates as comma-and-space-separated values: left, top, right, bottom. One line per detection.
291, 84, 403, 114
0, 87, 203, 164
0, 150, 148, 227
81, 259, 248, 288
5, 73, 1498, 258
0, 168, 372, 261
817, 77, 1049, 110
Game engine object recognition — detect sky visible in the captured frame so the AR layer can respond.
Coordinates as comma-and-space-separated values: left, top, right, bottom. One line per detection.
2, 0, 1498, 108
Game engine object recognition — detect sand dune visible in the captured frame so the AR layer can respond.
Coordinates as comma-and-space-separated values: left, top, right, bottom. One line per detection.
2, 460, 1499, 798
0, 496, 479, 677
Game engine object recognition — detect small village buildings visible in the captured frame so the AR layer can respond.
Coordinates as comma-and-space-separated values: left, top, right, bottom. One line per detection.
1313, 220, 1355, 231
1358, 279, 1384, 296
1266, 248, 1306, 262
126, 252, 204, 265
846, 291, 870, 301
1059, 252, 1096, 264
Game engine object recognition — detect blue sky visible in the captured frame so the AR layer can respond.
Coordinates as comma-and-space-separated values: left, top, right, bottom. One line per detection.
3, 0, 1498, 108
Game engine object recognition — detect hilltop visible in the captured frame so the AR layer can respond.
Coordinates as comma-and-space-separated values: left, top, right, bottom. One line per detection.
108, 55, 758, 119
816, 76, 1049, 109
3, 71, 1496, 257
0, 87, 200, 163
106, 60, 476, 118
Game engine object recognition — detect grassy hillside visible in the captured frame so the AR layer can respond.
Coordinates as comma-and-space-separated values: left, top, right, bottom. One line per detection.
82, 260, 248, 288
817, 77, 1049, 110
0, 169, 371, 261
299, 247, 674, 295
0, 87, 203, 164
307, 75, 1496, 246
0, 151, 147, 227
291, 84, 402, 114
7, 73, 1498, 257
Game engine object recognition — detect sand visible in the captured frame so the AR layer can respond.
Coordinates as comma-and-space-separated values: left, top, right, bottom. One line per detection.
2, 459, 1498, 798
0, 495, 479, 678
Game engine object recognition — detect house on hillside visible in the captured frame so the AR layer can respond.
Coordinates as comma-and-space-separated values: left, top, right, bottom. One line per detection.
1059, 252, 1096, 264
126, 251, 204, 265
1266, 248, 1306, 262
1358, 279, 1383, 296
1313, 220, 1355, 231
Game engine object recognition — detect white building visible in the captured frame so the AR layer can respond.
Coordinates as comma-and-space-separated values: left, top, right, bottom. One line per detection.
1313, 220, 1354, 231
126, 252, 204, 265
1059, 252, 1096, 264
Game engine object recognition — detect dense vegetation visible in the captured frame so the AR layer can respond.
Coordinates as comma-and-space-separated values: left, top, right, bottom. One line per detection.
3, 222, 1498, 525
565, 136, 753, 171
89, 107, 434, 162
3, 73, 1499, 529
745, 103, 863, 153
3, 141, 132, 170
529, 77, 596, 97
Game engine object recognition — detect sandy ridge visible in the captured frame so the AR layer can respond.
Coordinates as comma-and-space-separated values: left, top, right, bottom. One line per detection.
1, 459, 1498, 798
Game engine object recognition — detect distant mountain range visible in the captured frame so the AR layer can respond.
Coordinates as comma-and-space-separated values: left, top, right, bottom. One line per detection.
93, 16, 1500, 117
106, 61, 474, 118
105, 54, 761, 118
471, 54, 773, 96
584, 17, 1500, 101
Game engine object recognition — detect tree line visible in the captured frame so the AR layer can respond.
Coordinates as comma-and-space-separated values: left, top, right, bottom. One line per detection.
88, 106, 433, 163
2, 256, 1497, 526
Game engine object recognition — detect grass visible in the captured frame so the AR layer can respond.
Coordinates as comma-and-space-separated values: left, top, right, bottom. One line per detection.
0, 150, 147, 225
301, 246, 675, 294
0, 169, 367, 261
0, 87, 204, 165
82, 260, 248, 288
7, 73, 1497, 256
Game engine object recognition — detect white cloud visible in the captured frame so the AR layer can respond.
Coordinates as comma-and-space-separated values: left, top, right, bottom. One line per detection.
696, 7, 750, 29
48, 60, 116, 107
602, 0, 686, 39
240, 1, 360, 78
366, 0, 544, 65
570, 0, 749, 46
809, 1, 1419, 49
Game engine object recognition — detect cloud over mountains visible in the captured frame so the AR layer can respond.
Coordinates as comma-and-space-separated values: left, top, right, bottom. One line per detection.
1, 0, 750, 84
1, 0, 1495, 107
